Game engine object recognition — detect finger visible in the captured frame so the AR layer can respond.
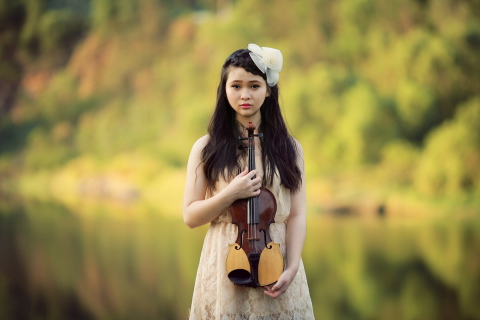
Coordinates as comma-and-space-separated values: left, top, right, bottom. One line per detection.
271, 279, 285, 293
251, 175, 262, 184
239, 167, 249, 176
253, 178, 262, 187
263, 286, 275, 297
245, 169, 257, 179
263, 287, 282, 299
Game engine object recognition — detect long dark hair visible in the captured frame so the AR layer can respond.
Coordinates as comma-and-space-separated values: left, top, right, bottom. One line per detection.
201, 48, 302, 192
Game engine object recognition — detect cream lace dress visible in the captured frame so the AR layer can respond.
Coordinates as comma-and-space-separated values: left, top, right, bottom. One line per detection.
188, 152, 315, 319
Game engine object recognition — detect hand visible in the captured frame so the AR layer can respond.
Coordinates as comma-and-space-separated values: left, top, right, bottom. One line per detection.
263, 269, 296, 299
225, 167, 262, 201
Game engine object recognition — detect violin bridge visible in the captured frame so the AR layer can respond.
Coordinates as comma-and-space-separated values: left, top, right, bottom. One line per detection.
247, 237, 260, 241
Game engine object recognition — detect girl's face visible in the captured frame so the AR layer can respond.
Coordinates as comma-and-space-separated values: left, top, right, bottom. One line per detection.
225, 67, 269, 125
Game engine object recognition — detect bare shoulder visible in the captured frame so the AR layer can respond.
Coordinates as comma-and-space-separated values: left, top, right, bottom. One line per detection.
193, 134, 210, 148
290, 136, 304, 154
190, 135, 210, 155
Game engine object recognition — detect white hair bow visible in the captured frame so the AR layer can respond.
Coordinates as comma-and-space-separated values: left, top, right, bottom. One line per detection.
248, 43, 283, 87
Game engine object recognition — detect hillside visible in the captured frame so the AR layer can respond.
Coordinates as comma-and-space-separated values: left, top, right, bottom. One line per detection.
1, 0, 479, 214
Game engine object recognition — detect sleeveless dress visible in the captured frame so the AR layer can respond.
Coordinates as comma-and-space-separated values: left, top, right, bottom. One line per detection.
188, 151, 315, 319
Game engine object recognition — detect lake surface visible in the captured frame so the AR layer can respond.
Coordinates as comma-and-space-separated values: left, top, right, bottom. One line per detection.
1, 198, 479, 320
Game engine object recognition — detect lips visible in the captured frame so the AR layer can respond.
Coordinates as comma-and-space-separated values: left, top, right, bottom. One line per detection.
241, 104, 252, 109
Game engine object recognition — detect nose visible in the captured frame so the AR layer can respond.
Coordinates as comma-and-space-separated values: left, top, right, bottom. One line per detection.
241, 88, 251, 100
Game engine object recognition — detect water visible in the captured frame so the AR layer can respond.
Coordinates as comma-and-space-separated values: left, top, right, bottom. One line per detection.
1, 198, 479, 320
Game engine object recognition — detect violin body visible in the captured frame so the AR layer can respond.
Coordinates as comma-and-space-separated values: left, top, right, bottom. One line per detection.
227, 187, 284, 287
225, 123, 284, 287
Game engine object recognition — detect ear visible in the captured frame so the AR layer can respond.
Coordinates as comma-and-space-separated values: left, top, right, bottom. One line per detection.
265, 87, 271, 97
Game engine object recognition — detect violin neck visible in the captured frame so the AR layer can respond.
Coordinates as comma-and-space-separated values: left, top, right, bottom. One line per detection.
245, 122, 259, 225
248, 132, 256, 174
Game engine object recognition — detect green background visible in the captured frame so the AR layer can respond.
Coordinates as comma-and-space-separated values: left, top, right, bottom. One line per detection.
0, 0, 479, 319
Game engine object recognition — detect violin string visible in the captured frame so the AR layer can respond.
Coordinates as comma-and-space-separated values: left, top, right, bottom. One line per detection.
248, 129, 255, 253
246, 123, 261, 254
253, 206, 256, 251
252, 134, 259, 253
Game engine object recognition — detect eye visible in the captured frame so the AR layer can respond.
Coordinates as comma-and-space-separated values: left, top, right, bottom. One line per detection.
231, 84, 240, 89
251, 84, 260, 89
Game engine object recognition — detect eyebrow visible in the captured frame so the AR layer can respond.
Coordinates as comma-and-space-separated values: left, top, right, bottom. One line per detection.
229, 80, 262, 83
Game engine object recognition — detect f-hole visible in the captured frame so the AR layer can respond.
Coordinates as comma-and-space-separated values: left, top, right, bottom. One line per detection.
236, 230, 247, 250
260, 229, 272, 249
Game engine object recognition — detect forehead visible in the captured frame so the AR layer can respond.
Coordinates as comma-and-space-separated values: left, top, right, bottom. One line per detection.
226, 67, 265, 83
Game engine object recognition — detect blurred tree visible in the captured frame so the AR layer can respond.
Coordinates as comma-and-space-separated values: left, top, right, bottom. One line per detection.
394, 79, 436, 142
0, 1, 24, 114
414, 97, 480, 196
379, 140, 419, 187
321, 81, 398, 167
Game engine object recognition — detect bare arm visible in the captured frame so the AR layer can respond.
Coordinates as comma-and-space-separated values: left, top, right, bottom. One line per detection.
264, 141, 306, 298
183, 136, 263, 229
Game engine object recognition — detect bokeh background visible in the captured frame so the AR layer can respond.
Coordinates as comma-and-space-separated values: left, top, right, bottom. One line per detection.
1, 0, 479, 319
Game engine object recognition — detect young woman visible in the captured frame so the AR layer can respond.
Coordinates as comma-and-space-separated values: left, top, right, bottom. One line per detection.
183, 44, 314, 319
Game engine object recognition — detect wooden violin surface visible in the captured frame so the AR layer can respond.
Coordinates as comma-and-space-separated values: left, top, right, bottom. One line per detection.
225, 123, 284, 287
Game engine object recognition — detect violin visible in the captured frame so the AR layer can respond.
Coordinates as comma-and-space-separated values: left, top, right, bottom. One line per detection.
226, 122, 284, 287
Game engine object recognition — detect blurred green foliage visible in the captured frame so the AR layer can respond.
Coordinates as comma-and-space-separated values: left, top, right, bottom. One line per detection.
0, 0, 479, 208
